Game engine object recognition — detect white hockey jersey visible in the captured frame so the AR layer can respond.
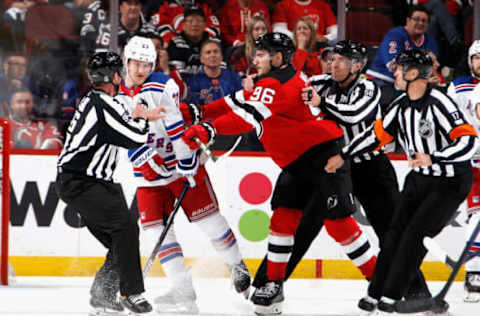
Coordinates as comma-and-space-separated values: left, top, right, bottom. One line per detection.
115, 72, 197, 187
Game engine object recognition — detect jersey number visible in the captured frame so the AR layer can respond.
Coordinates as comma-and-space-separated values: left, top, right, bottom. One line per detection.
250, 87, 275, 104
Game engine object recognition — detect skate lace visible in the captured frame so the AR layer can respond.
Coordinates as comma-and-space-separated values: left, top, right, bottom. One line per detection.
257, 282, 279, 296
129, 294, 146, 304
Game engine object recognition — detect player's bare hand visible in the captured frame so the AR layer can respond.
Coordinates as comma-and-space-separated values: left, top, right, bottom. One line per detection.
146, 106, 166, 121
243, 74, 257, 92
408, 152, 432, 168
325, 154, 344, 173
302, 87, 321, 107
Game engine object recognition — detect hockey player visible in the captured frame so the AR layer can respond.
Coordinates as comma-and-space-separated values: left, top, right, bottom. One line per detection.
325, 49, 478, 315
447, 39, 480, 302
181, 32, 373, 315
115, 35, 251, 313
56, 51, 164, 315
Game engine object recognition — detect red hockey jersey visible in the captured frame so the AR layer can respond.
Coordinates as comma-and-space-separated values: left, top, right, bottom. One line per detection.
273, 0, 337, 37
220, 0, 271, 47
292, 48, 323, 77
9, 118, 63, 149
204, 65, 343, 167
150, 2, 220, 44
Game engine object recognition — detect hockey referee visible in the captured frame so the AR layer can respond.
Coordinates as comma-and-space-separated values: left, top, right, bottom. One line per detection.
325, 49, 479, 315
55, 51, 164, 315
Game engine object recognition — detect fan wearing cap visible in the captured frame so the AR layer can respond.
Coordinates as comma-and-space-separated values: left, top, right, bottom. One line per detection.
150, 0, 220, 45
325, 49, 478, 315
167, 6, 222, 82
447, 40, 480, 303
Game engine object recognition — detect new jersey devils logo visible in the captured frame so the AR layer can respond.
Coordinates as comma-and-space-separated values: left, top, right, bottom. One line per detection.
418, 119, 433, 138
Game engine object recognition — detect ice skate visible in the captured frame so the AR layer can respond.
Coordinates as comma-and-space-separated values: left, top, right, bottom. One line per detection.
251, 280, 284, 315
375, 297, 395, 315
89, 257, 124, 316
464, 271, 480, 302
121, 294, 152, 314
228, 260, 251, 299
357, 296, 377, 316
153, 279, 199, 314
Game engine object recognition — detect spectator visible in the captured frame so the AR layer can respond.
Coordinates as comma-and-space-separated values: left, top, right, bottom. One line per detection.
0, 51, 30, 115
426, 49, 446, 89
77, 0, 108, 57
2, 0, 36, 49
187, 39, 242, 105
366, 5, 439, 87
141, 31, 187, 100
272, 0, 337, 43
229, 15, 268, 77
220, 0, 270, 48
168, 6, 221, 81
94, 0, 157, 53
7, 88, 63, 149
150, 0, 220, 46
292, 17, 323, 77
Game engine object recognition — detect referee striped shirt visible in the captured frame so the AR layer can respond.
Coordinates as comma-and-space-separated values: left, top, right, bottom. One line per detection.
57, 89, 150, 181
310, 74, 382, 163
342, 87, 479, 177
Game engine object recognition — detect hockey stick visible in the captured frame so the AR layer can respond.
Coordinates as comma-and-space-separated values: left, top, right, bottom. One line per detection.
143, 182, 190, 278
423, 236, 480, 269
194, 135, 242, 163
396, 218, 480, 314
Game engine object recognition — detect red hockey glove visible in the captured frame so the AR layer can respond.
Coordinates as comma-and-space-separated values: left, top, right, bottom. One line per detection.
182, 122, 216, 150
138, 154, 171, 181
180, 102, 202, 126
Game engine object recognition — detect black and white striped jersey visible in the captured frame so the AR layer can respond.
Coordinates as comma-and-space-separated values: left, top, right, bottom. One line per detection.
342, 86, 479, 177
57, 89, 150, 181
309, 74, 382, 163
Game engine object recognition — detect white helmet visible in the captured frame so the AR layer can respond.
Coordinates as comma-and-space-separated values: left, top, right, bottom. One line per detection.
468, 40, 480, 74
123, 35, 157, 70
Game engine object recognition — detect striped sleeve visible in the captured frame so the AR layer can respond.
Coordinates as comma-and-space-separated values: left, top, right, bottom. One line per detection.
321, 80, 381, 125
342, 104, 397, 158
100, 94, 149, 148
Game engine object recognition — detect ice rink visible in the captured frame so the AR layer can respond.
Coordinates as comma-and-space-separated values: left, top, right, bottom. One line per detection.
0, 277, 478, 315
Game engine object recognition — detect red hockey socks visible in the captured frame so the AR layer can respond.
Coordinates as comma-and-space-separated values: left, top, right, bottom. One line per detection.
324, 216, 377, 279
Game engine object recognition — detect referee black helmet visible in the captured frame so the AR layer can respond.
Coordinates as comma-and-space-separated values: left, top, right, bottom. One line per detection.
87, 52, 123, 86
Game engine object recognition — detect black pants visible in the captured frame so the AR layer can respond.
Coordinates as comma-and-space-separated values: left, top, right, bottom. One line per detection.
368, 170, 473, 300
252, 139, 356, 287
55, 172, 145, 296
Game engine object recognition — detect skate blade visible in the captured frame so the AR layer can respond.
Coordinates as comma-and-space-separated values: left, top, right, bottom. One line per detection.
239, 285, 251, 300
254, 302, 282, 316
89, 307, 126, 316
155, 302, 199, 314
464, 291, 480, 303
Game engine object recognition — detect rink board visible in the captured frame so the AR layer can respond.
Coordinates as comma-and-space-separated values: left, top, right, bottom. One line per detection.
7, 151, 471, 280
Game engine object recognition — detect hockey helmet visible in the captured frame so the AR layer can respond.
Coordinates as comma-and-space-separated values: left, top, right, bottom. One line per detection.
468, 40, 480, 72
255, 32, 295, 65
87, 51, 123, 85
123, 35, 157, 70
393, 49, 433, 80
333, 40, 367, 62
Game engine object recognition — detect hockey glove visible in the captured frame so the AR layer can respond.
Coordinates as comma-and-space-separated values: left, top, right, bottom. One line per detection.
129, 145, 172, 181
180, 102, 203, 126
176, 150, 201, 187
182, 122, 216, 150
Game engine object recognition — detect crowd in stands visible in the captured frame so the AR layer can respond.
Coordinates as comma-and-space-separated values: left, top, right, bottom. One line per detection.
0, 0, 476, 151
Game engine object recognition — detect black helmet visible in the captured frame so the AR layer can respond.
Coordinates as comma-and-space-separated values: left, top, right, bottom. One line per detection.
394, 49, 433, 79
255, 32, 295, 65
87, 51, 123, 85
333, 40, 367, 65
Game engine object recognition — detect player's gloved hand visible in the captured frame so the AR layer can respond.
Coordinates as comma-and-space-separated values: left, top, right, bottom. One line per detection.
128, 146, 172, 181
180, 102, 202, 125
182, 122, 216, 150
176, 150, 201, 188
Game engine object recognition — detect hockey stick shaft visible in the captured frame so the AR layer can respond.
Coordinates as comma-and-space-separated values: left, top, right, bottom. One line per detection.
143, 182, 190, 278
396, 218, 480, 313
194, 136, 242, 163
424, 237, 480, 269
